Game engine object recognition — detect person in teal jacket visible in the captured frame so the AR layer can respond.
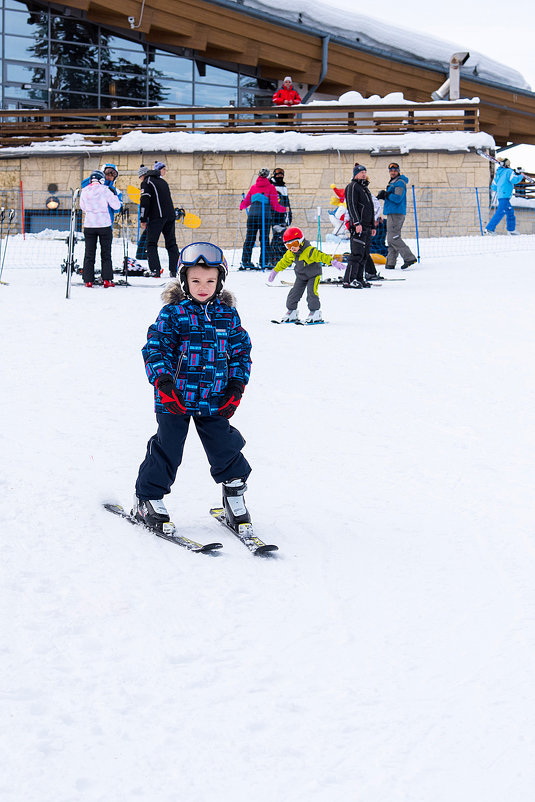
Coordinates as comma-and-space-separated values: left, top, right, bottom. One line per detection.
485, 158, 524, 234
376, 162, 417, 269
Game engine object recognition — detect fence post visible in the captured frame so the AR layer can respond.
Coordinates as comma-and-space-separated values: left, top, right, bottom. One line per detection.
475, 187, 484, 235
411, 184, 420, 262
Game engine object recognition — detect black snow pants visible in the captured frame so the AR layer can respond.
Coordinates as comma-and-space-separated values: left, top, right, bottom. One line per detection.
135, 414, 252, 500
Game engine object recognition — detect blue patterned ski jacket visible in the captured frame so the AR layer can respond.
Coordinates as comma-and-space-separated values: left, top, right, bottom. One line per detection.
142, 283, 252, 416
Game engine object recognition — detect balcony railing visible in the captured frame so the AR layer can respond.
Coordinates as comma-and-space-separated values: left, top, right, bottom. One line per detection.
0, 102, 479, 146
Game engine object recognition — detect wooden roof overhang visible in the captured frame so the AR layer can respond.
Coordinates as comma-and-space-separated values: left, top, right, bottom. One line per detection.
49, 0, 535, 145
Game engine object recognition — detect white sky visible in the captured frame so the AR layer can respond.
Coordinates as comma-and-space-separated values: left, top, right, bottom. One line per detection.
324, 0, 535, 92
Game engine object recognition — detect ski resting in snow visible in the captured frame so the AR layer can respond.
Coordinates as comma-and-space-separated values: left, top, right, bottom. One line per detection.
104, 503, 223, 553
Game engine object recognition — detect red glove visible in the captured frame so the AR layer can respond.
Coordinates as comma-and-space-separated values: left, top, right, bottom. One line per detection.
218, 380, 244, 419
156, 374, 187, 415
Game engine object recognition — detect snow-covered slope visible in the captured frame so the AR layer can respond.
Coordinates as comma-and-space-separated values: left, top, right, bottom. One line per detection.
2, 240, 535, 801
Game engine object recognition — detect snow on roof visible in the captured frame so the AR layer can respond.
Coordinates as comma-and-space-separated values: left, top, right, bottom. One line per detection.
0, 129, 495, 156
237, 0, 531, 92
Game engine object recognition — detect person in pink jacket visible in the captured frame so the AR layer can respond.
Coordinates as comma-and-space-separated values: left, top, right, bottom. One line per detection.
79, 170, 122, 287
239, 169, 286, 269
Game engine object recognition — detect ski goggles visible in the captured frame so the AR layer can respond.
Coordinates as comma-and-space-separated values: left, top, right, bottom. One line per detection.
388, 162, 400, 171
285, 239, 301, 249
179, 242, 228, 271
104, 167, 118, 178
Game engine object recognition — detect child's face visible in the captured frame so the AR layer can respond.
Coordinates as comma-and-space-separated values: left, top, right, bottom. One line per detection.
187, 265, 219, 302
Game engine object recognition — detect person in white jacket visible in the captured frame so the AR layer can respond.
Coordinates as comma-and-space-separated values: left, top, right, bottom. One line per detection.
79, 170, 122, 287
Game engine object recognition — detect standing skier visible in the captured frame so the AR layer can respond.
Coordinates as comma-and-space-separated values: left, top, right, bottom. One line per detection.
268, 226, 344, 324
343, 165, 376, 288
376, 162, 417, 270
140, 161, 179, 277
79, 170, 122, 287
239, 169, 286, 269
133, 242, 253, 532
484, 157, 524, 235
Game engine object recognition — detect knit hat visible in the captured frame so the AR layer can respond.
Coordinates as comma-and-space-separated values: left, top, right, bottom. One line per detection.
138, 165, 149, 178
153, 161, 165, 171
283, 76, 292, 83
353, 164, 367, 176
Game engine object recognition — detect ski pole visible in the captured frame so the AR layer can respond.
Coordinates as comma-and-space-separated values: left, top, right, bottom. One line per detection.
261, 201, 265, 270
475, 187, 484, 235
0, 209, 15, 283
411, 185, 420, 263
0, 208, 5, 278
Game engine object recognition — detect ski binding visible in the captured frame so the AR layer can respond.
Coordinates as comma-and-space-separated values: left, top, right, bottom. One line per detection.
104, 503, 223, 553
210, 507, 278, 555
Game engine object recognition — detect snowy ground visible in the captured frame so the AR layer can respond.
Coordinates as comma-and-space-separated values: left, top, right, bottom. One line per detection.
2, 238, 535, 802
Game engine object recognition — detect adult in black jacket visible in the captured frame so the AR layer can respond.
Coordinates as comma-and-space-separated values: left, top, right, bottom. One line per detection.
343, 164, 376, 288
140, 161, 179, 277
269, 167, 292, 264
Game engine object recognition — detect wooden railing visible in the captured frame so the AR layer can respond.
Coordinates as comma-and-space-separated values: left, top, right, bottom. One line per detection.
0, 102, 479, 146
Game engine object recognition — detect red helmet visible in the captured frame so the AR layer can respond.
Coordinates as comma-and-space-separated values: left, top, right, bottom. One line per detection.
283, 226, 304, 243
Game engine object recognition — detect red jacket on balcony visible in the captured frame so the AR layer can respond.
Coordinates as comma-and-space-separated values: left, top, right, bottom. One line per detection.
272, 84, 301, 107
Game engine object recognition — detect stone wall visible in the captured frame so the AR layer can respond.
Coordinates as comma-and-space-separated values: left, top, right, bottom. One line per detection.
2, 148, 531, 244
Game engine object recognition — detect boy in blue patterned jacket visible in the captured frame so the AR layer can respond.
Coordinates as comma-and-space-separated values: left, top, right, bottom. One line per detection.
133, 242, 252, 532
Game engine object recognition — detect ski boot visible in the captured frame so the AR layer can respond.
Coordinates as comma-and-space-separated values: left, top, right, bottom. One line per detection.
305, 309, 324, 325
132, 495, 171, 532
281, 309, 298, 323
222, 478, 251, 531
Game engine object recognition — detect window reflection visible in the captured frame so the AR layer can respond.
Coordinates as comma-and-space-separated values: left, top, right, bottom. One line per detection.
1, 0, 264, 111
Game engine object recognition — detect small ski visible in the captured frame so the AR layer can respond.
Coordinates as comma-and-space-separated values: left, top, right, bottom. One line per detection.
209, 507, 278, 555
271, 318, 304, 325
104, 503, 223, 553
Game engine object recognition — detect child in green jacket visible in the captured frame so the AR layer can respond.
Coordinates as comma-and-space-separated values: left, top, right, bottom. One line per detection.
267, 226, 344, 324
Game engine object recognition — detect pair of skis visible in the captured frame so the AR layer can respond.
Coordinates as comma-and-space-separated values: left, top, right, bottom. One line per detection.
271, 318, 326, 325
475, 148, 535, 185
104, 503, 278, 556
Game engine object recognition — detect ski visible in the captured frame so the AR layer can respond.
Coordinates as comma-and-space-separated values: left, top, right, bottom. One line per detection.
209, 507, 278, 555
271, 318, 304, 325
104, 503, 223, 553
475, 149, 535, 184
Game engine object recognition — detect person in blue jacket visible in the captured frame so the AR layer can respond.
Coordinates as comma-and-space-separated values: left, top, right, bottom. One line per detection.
485, 158, 524, 234
132, 242, 253, 533
376, 162, 417, 269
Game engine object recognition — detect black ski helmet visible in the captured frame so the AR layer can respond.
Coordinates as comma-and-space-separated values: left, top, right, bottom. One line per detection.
89, 170, 105, 183
258, 168, 270, 178
177, 242, 228, 300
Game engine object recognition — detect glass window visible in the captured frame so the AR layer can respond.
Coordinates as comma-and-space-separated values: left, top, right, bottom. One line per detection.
4, 9, 43, 36
50, 16, 97, 44
151, 80, 192, 106
49, 41, 97, 68
106, 36, 146, 53
5, 61, 46, 83
3, 35, 45, 62
3, 86, 48, 102
194, 83, 237, 106
105, 48, 147, 70
150, 53, 192, 82
49, 90, 99, 109
195, 63, 237, 86
49, 65, 99, 95
101, 71, 147, 101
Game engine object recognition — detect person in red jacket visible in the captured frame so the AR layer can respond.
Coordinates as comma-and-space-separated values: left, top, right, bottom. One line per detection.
273, 76, 302, 129
239, 169, 286, 269
272, 76, 301, 107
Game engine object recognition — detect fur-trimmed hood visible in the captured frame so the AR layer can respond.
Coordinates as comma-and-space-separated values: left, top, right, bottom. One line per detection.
161, 279, 236, 308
